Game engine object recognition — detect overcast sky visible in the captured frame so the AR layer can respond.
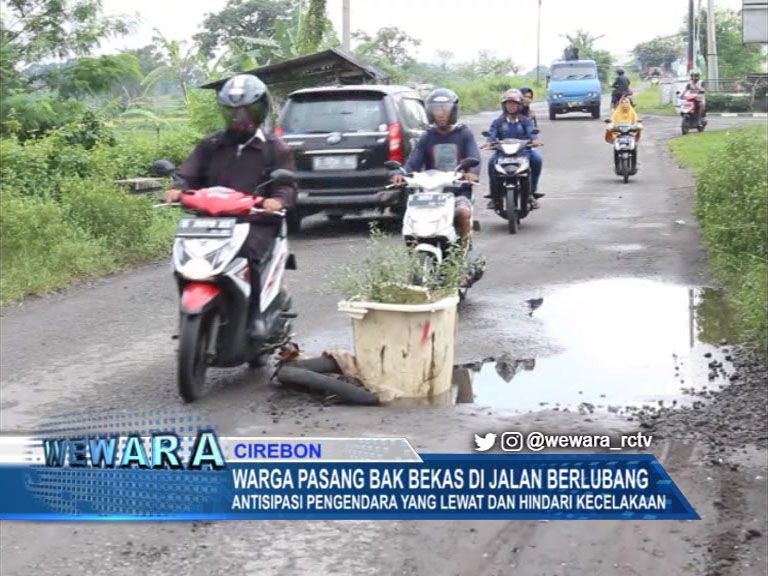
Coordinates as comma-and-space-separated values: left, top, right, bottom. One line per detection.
101, 0, 745, 69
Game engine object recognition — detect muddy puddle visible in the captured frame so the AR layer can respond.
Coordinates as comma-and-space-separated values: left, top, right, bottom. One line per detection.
403, 279, 738, 413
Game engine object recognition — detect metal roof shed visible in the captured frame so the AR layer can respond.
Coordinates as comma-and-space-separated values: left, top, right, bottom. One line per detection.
201, 48, 389, 101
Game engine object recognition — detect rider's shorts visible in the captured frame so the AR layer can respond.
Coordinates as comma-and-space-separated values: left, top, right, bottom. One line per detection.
454, 195, 473, 211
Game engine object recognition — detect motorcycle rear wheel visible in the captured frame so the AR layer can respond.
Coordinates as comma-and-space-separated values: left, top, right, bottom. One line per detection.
506, 187, 519, 235
178, 313, 210, 402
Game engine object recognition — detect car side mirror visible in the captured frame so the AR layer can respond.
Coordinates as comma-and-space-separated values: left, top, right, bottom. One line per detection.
152, 159, 176, 176
458, 158, 480, 170
546, 75, 551, 85
481, 130, 490, 138
269, 169, 295, 183
384, 160, 403, 170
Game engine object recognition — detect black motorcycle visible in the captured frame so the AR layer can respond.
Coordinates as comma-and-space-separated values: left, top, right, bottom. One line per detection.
483, 130, 539, 234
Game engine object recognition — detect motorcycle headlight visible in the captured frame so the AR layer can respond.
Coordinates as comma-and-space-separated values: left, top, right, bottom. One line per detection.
179, 258, 215, 280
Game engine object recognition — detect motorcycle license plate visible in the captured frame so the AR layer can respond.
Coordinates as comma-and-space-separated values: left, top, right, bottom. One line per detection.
312, 155, 357, 171
409, 193, 448, 208
176, 217, 237, 238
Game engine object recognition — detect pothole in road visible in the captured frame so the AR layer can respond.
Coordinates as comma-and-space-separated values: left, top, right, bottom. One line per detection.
445, 279, 737, 413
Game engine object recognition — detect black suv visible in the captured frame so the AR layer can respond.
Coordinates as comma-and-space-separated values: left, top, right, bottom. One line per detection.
275, 85, 428, 230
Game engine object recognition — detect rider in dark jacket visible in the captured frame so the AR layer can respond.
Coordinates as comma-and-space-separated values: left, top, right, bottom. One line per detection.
611, 68, 631, 108
164, 74, 296, 337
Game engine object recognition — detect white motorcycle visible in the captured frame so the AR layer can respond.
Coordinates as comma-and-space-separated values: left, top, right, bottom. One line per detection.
385, 158, 484, 299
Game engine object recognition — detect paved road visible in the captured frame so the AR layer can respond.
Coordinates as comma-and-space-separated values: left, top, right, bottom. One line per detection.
1, 108, 766, 575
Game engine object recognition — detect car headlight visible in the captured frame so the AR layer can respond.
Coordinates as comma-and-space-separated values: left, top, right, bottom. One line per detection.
588, 92, 598, 98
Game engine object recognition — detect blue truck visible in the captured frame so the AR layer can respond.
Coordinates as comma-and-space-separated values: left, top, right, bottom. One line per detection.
546, 59, 602, 120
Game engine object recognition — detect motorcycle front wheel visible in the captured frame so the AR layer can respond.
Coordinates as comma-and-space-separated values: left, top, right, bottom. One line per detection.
681, 117, 690, 135
621, 157, 630, 184
178, 313, 211, 402
506, 187, 519, 235
413, 251, 438, 286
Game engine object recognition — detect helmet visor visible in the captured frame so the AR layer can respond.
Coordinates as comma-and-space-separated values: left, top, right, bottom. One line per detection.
220, 101, 268, 127
427, 100, 454, 117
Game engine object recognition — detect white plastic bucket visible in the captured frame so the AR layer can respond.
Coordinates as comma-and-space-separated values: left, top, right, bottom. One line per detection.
337, 295, 459, 400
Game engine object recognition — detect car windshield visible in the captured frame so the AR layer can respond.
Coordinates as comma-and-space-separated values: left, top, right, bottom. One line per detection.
550, 66, 597, 80
281, 93, 386, 134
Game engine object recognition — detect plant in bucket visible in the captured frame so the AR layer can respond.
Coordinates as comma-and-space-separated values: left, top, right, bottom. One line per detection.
335, 227, 464, 400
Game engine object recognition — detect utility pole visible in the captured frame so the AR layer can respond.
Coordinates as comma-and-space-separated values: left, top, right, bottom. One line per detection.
342, 0, 350, 51
688, 0, 695, 71
536, 0, 542, 85
706, 0, 720, 88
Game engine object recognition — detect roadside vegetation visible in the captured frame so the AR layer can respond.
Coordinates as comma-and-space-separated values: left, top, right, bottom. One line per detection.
670, 126, 768, 350
632, 85, 676, 115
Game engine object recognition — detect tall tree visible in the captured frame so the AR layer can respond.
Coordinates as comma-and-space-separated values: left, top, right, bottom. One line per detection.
692, 9, 765, 78
561, 29, 613, 83
151, 31, 201, 105
55, 53, 141, 98
0, 0, 132, 94
633, 35, 683, 71
193, 0, 295, 58
300, 0, 326, 54
353, 26, 421, 68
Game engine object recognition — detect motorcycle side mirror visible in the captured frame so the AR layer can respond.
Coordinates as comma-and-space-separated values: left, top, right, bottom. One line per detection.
675, 91, 680, 96
152, 159, 176, 176
384, 160, 403, 170
457, 158, 480, 170
481, 130, 490, 138
269, 169, 295, 183
603, 119, 611, 123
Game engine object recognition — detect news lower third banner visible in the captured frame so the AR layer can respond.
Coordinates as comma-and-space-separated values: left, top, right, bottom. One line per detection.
0, 431, 699, 521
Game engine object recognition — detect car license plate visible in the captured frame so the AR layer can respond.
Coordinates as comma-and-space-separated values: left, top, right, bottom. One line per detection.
569, 101, 583, 107
176, 217, 236, 238
312, 155, 357, 171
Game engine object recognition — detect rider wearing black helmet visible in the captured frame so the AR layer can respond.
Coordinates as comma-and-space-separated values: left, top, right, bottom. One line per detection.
164, 74, 296, 338
392, 88, 481, 242
611, 68, 631, 109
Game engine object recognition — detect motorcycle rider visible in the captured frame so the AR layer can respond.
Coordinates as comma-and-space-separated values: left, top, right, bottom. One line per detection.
484, 89, 543, 210
605, 94, 642, 172
611, 68, 631, 109
392, 88, 480, 243
163, 74, 296, 338
519, 87, 538, 129
682, 70, 707, 121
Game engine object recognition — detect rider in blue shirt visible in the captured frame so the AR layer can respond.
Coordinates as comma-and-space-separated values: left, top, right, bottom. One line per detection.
485, 89, 544, 209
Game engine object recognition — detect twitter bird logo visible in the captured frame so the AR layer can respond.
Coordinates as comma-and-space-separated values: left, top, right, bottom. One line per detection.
474, 433, 497, 452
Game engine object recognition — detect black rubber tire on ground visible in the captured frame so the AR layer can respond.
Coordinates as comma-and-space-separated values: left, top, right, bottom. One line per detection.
591, 105, 600, 119
681, 119, 689, 136
549, 107, 556, 121
178, 313, 209, 403
506, 187, 519, 234
697, 123, 705, 133
621, 158, 630, 184
276, 366, 380, 405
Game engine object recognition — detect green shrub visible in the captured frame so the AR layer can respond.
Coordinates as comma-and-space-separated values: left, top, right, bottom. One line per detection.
187, 89, 224, 136
0, 192, 113, 304
694, 126, 768, 348
0, 94, 87, 140
706, 93, 752, 112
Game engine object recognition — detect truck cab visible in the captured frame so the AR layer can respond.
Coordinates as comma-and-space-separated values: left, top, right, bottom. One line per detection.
546, 60, 602, 120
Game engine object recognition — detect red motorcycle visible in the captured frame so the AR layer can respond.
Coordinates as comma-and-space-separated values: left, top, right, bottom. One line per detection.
679, 92, 707, 135
153, 160, 298, 402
